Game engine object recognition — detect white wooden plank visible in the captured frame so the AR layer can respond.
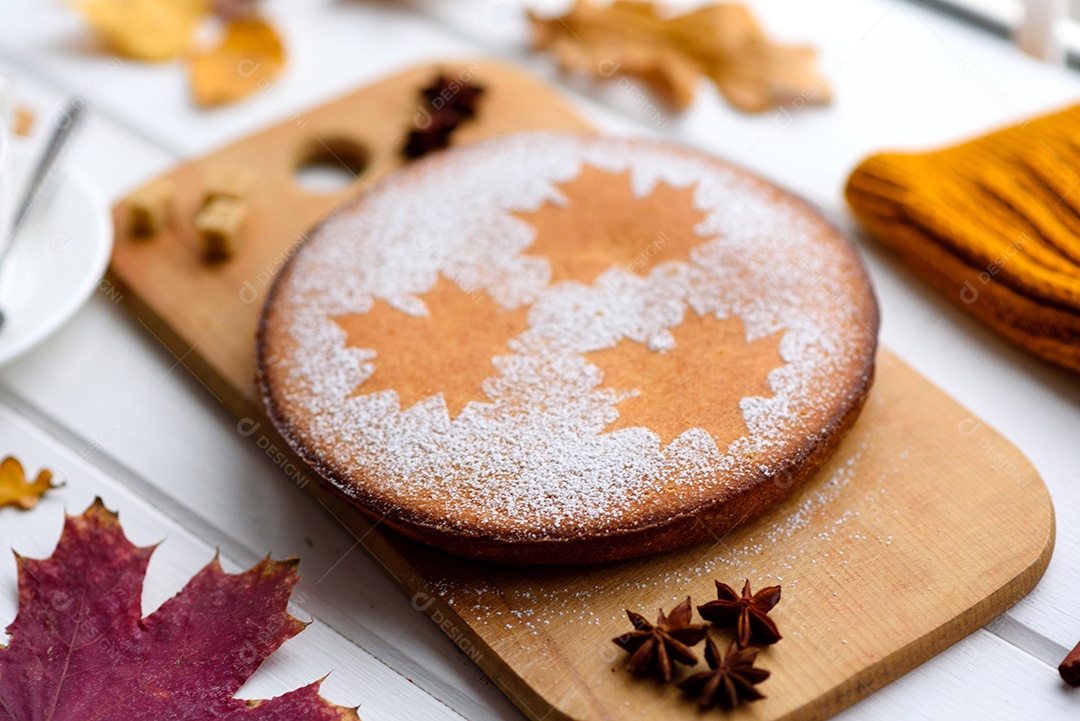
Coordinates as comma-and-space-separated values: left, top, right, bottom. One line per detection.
833, 629, 1074, 719
0, 401, 467, 721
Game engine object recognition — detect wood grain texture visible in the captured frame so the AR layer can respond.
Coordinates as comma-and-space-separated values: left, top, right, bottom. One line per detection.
107, 60, 1054, 721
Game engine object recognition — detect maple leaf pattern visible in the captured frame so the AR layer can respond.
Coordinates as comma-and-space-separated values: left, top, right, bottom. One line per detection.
586, 312, 783, 447
514, 165, 710, 284
334, 275, 529, 417
0, 499, 358, 720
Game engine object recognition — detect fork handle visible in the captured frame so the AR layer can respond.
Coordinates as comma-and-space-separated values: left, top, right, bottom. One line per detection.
7, 98, 86, 243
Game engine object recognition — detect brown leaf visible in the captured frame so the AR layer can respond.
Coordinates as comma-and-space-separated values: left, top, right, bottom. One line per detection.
0, 456, 59, 510
189, 17, 285, 107
529, 0, 830, 113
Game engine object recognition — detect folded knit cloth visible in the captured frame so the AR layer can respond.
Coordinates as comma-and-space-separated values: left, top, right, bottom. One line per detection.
846, 103, 1080, 372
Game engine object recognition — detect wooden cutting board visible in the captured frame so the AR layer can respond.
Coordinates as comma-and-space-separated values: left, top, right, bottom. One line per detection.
107, 60, 1054, 721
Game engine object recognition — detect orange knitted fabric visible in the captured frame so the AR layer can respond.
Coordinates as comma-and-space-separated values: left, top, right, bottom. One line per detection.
846, 103, 1080, 372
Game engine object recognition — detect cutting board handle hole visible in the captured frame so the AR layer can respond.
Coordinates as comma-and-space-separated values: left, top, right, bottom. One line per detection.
293, 136, 370, 194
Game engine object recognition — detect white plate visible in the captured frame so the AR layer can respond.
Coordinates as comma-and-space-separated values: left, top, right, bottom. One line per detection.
0, 142, 113, 366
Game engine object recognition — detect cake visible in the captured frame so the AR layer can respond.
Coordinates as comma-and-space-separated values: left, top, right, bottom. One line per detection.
257, 132, 879, 564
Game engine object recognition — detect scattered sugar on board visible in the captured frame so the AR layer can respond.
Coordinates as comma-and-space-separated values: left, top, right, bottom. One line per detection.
428, 444, 911, 633
272, 132, 875, 532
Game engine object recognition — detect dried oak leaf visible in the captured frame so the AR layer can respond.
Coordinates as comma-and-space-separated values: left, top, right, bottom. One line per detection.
612, 597, 706, 682
0, 498, 358, 720
698, 579, 782, 648
0, 456, 60, 510
529, 0, 829, 113
74, 0, 207, 62
190, 17, 285, 107
678, 636, 770, 710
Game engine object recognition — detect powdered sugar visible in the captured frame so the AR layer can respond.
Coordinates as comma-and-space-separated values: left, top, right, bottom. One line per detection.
428, 444, 891, 634
265, 133, 874, 535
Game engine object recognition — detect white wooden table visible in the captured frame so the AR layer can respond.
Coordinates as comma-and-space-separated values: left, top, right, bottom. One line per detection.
1, 1, 1079, 718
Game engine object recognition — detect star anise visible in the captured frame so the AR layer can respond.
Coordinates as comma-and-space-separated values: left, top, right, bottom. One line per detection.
612, 597, 707, 682
403, 111, 457, 158
402, 73, 486, 160
678, 636, 770, 710
697, 579, 782, 648
420, 73, 485, 120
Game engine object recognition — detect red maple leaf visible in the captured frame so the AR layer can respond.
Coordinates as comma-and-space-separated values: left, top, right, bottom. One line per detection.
0, 499, 358, 721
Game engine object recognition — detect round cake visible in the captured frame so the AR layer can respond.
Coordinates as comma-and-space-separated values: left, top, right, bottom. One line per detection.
257, 132, 879, 564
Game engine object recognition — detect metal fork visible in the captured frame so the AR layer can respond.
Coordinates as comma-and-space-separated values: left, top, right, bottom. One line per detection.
0, 98, 86, 331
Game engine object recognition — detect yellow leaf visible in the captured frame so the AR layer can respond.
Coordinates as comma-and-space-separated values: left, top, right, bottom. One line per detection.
0, 457, 59, 510
189, 18, 285, 107
74, 0, 205, 62
529, 0, 830, 113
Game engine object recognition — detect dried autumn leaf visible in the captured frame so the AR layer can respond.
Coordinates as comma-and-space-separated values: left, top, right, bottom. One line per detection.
74, 0, 206, 62
666, 4, 829, 112
190, 17, 285, 107
529, 1, 699, 109
0, 456, 59, 510
529, 0, 830, 113
0, 498, 358, 720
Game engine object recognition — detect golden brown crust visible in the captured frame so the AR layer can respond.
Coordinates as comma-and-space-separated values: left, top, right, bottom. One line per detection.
339, 375, 873, 564
257, 132, 879, 564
